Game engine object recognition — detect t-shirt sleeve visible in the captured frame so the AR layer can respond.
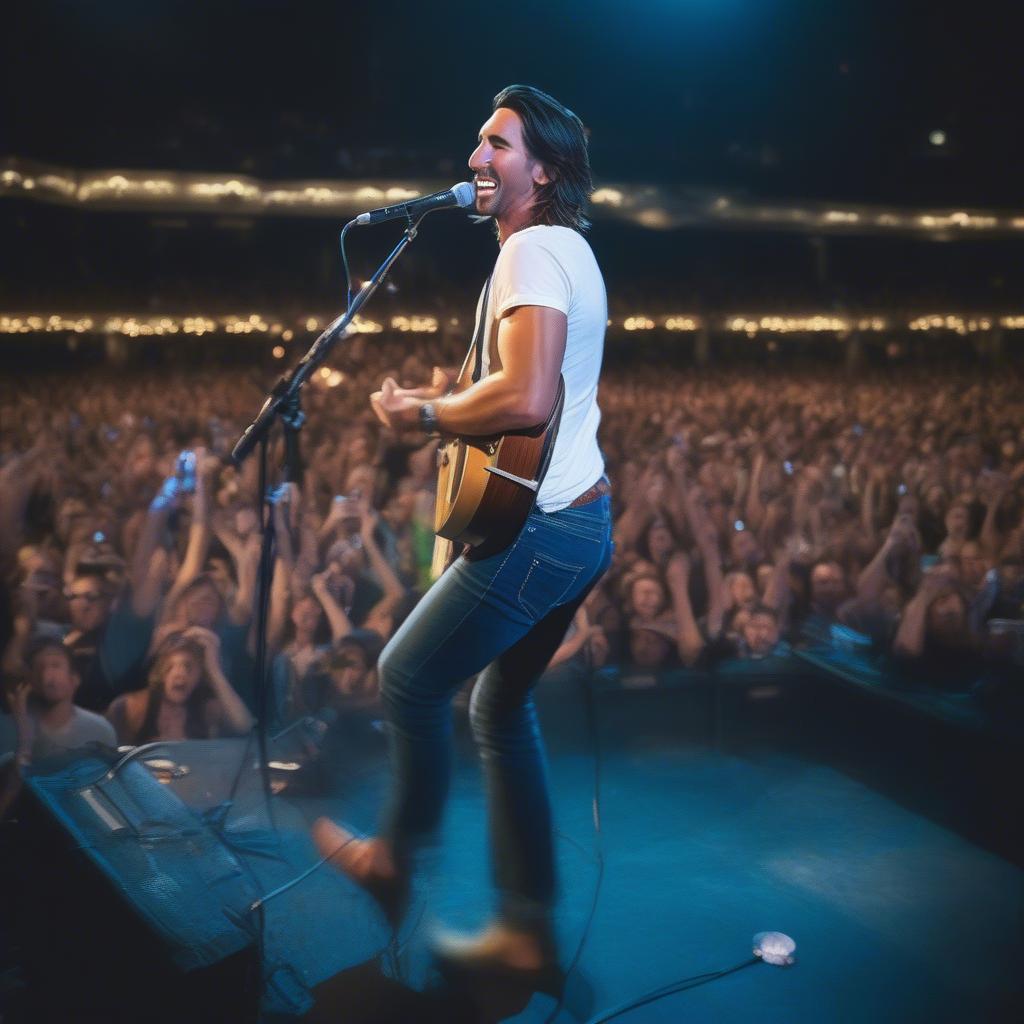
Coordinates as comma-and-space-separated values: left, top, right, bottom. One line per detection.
491, 234, 572, 319
94, 714, 118, 748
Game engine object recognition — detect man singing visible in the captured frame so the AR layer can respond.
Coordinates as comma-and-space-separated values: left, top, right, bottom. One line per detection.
314, 84, 612, 978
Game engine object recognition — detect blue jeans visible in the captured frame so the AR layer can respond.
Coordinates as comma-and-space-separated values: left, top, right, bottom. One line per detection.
377, 488, 613, 930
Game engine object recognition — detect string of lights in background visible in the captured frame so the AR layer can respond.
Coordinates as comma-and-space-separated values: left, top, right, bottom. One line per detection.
3, 157, 1024, 238
2, 312, 1022, 340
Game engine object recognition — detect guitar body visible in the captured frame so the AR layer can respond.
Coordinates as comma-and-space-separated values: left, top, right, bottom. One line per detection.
431, 374, 565, 577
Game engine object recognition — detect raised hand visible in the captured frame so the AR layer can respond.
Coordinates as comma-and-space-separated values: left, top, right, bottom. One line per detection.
885, 512, 920, 553
917, 564, 957, 599
979, 470, 1010, 507
665, 550, 691, 588
776, 534, 804, 563
665, 442, 688, 479
358, 500, 380, 541
184, 625, 221, 670
695, 520, 720, 555
643, 472, 667, 508
10, 680, 32, 724
198, 447, 223, 482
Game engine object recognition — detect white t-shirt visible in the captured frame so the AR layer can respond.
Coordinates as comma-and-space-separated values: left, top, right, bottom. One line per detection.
476, 224, 607, 513
1, 707, 116, 767
33, 706, 117, 759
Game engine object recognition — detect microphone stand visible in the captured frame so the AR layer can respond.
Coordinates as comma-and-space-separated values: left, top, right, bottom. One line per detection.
232, 214, 426, 466
228, 214, 426, 826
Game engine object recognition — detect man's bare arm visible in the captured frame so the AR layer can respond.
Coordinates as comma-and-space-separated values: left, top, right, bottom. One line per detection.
372, 306, 567, 436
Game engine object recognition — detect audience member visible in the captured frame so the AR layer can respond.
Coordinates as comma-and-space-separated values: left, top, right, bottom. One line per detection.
105, 629, 253, 744
6, 639, 116, 763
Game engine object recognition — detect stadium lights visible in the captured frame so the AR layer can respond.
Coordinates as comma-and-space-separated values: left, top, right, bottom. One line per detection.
2, 312, 1021, 338
5, 157, 1024, 237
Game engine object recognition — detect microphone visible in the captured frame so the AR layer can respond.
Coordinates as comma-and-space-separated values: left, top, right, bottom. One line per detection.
354, 182, 476, 226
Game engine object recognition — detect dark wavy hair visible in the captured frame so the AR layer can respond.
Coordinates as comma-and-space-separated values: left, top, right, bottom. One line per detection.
492, 84, 593, 234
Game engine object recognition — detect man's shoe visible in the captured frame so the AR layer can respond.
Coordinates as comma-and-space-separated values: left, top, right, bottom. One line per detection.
431, 922, 563, 997
311, 817, 407, 928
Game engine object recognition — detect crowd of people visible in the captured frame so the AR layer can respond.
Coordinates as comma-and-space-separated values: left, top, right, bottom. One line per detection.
2, 338, 1023, 783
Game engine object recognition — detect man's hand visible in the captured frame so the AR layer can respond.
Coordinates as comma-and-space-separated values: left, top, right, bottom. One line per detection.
399, 367, 450, 400
370, 377, 424, 430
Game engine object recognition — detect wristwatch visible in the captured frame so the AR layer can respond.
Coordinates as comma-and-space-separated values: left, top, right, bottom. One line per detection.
419, 401, 440, 435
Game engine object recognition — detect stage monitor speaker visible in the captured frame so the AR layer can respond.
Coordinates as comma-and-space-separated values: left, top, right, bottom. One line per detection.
8, 747, 261, 1023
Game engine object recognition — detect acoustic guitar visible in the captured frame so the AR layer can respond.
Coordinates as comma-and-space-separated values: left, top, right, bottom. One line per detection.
430, 372, 565, 578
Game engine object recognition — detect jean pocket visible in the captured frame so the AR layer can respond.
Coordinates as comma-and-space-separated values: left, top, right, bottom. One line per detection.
531, 504, 609, 544
517, 552, 584, 620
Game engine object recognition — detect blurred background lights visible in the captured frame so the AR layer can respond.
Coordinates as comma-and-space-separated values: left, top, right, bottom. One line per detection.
0, 311, 1019, 337
5, 159, 1024, 238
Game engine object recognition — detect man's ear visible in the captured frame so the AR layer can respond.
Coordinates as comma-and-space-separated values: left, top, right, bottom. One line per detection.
532, 162, 552, 187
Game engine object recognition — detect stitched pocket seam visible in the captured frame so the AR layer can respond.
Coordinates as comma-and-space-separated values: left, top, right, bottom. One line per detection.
517, 557, 583, 619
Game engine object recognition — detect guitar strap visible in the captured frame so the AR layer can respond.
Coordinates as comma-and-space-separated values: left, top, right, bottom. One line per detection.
471, 275, 492, 383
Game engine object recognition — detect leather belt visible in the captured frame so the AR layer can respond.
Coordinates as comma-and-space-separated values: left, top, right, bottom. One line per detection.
567, 477, 611, 508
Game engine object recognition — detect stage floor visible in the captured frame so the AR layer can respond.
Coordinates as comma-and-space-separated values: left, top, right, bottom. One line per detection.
225, 686, 1024, 1023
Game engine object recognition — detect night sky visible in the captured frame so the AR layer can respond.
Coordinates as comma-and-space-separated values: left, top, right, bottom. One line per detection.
6, 0, 1021, 206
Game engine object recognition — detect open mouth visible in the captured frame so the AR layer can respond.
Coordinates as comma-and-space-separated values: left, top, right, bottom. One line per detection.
475, 177, 498, 197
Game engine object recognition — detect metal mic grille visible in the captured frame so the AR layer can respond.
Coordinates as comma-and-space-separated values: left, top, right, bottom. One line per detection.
451, 181, 476, 208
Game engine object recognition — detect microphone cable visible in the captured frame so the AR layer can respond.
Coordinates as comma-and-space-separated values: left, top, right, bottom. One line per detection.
339, 220, 356, 314
541, 661, 607, 1024
581, 956, 761, 1024
541, 663, 773, 1024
